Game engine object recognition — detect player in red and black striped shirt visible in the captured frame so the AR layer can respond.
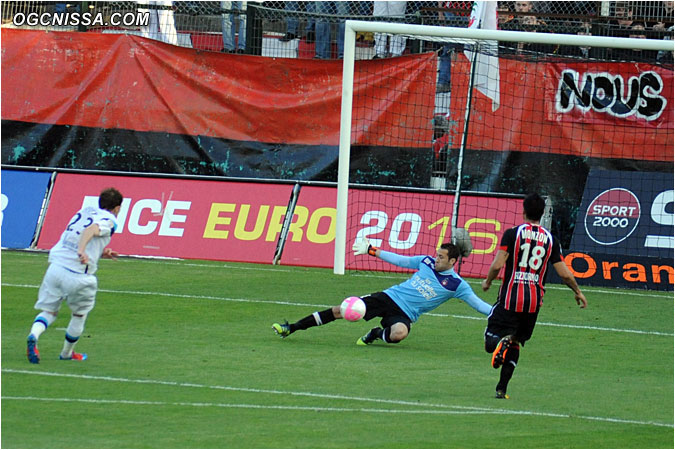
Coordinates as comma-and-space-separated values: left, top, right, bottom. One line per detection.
481, 193, 588, 399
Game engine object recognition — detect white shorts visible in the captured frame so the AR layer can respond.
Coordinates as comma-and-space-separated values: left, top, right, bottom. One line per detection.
34, 264, 98, 315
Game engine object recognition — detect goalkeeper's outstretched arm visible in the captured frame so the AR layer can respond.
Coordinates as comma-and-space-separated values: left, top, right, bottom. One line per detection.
352, 237, 421, 269
460, 289, 492, 316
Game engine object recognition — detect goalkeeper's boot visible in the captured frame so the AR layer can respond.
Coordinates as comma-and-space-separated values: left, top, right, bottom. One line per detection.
27, 335, 40, 364
491, 335, 513, 369
357, 327, 382, 346
272, 321, 292, 338
495, 390, 510, 399
59, 351, 88, 361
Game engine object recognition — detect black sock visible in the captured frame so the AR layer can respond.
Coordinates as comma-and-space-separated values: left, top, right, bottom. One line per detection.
289, 308, 336, 333
485, 334, 501, 353
382, 327, 400, 344
496, 343, 520, 392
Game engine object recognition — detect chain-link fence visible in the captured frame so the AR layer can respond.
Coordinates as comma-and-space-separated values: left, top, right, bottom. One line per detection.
2, 1, 673, 59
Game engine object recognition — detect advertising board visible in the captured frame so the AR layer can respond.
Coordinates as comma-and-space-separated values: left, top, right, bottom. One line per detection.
1, 169, 52, 248
571, 170, 673, 259
563, 170, 673, 290
36, 173, 525, 278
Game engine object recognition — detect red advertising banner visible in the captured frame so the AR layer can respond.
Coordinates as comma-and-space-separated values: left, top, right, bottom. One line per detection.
344, 188, 523, 277
37, 174, 299, 264
37, 174, 524, 278
1, 28, 435, 149
448, 56, 673, 162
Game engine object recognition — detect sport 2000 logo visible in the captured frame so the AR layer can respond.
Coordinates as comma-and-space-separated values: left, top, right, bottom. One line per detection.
584, 188, 641, 245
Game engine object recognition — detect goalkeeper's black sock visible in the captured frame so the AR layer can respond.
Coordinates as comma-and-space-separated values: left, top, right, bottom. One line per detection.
382, 327, 401, 344
290, 309, 336, 332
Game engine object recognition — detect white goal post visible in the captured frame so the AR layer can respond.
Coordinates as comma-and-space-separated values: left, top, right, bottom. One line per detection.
334, 20, 673, 275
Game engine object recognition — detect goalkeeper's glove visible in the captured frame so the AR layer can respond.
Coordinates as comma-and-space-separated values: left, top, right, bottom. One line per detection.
352, 237, 378, 256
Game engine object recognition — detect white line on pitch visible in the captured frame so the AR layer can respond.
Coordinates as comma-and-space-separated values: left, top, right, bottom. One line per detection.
127, 260, 675, 299
4, 250, 672, 299
3, 369, 672, 429
1, 395, 488, 415
423, 313, 674, 337
3, 283, 672, 336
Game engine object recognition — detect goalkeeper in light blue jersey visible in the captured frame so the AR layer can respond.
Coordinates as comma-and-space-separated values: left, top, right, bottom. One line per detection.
272, 239, 491, 346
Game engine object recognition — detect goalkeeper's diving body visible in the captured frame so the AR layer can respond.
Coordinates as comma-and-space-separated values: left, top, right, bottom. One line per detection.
271, 240, 492, 345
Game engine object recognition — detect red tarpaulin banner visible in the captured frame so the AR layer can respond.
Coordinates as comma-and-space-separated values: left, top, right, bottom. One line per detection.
1, 28, 435, 148
448, 56, 673, 162
36, 174, 524, 277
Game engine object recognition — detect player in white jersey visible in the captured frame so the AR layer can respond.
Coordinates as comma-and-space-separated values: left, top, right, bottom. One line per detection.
26, 188, 123, 364
272, 240, 491, 345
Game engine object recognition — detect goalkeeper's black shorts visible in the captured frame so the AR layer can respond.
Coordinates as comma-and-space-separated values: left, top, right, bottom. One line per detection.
361, 291, 412, 332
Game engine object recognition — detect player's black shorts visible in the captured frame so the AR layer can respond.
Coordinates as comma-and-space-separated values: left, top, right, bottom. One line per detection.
361, 292, 412, 332
485, 303, 539, 348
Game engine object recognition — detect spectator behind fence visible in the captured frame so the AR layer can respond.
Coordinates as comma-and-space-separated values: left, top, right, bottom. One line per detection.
556, 19, 601, 59
571, 19, 592, 58
355, 1, 374, 44
436, 1, 471, 94
501, 2, 552, 56
315, 1, 350, 59
516, 14, 554, 54
373, 1, 407, 58
610, 2, 635, 34
502, 0, 535, 30
650, 0, 674, 31
54, 2, 79, 14
611, 22, 658, 61
497, 2, 512, 28
279, 1, 316, 43
657, 25, 674, 64
221, 1, 246, 53
138, 0, 178, 45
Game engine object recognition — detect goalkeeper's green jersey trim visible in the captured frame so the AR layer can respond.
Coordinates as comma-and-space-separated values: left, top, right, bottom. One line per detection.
379, 251, 491, 322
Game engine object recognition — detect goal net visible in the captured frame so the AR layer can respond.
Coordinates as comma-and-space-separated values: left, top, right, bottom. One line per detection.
335, 19, 673, 290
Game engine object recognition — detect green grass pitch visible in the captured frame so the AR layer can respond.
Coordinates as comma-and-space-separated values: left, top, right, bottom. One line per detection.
2, 249, 673, 448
